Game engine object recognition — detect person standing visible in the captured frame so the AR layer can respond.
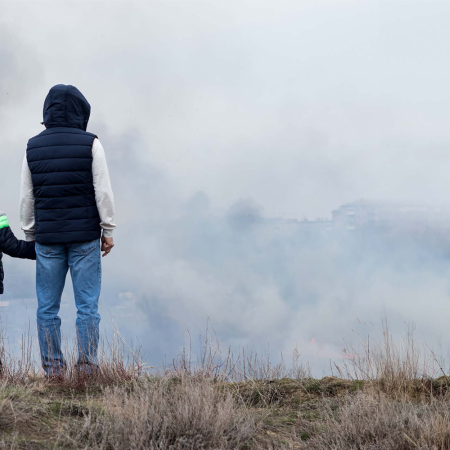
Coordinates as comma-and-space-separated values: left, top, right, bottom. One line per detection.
20, 84, 116, 377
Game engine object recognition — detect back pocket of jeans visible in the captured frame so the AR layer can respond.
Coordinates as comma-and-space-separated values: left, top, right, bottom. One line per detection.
73, 240, 98, 256
36, 243, 56, 256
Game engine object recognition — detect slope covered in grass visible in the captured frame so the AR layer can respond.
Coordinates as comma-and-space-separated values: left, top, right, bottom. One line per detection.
2, 322, 450, 449
2, 374, 450, 449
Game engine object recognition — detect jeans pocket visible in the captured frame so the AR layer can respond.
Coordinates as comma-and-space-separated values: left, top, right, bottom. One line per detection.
72, 240, 99, 256
36, 243, 56, 257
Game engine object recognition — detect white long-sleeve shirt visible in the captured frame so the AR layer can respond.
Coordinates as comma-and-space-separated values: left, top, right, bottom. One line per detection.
20, 138, 116, 242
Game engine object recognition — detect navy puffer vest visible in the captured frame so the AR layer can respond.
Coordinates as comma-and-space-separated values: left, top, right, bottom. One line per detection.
26, 85, 101, 245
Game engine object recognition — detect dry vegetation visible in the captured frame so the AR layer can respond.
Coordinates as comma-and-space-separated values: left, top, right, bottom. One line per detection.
1, 323, 450, 449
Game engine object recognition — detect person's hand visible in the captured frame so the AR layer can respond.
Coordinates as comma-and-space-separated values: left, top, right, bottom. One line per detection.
101, 236, 114, 257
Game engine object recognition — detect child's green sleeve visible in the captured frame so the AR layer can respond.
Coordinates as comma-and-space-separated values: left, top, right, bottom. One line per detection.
0, 216, 9, 230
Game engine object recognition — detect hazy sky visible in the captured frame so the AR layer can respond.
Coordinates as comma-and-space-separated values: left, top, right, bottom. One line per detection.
3, 1, 450, 219
2, 0, 450, 373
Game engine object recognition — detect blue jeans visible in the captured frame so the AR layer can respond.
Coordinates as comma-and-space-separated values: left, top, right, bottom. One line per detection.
35, 239, 101, 376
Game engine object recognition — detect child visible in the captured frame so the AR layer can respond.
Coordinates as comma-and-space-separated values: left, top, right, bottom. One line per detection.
0, 210, 36, 295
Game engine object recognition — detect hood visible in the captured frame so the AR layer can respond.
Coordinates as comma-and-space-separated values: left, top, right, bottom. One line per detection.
43, 84, 91, 131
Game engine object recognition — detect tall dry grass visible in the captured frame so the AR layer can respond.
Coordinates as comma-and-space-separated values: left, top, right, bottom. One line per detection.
165, 326, 312, 382
0, 323, 144, 388
298, 391, 450, 450
332, 318, 446, 397
0, 319, 449, 449
64, 376, 256, 449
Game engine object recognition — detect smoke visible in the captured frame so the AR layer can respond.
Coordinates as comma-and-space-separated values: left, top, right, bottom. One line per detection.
2, 1, 450, 373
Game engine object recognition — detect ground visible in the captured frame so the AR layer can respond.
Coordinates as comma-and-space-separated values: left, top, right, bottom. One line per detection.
1, 375, 449, 449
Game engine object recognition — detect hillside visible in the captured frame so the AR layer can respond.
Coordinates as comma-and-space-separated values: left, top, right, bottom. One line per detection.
1, 374, 450, 449
0, 322, 447, 449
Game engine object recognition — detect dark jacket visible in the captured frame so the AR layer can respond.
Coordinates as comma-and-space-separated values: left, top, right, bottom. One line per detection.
0, 213, 36, 295
26, 84, 101, 245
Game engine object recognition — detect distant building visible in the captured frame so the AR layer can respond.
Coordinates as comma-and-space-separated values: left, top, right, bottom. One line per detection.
263, 198, 450, 236
265, 217, 333, 233
332, 198, 450, 232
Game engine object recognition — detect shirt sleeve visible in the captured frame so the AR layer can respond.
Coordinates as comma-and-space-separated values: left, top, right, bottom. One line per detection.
92, 138, 116, 237
19, 152, 36, 242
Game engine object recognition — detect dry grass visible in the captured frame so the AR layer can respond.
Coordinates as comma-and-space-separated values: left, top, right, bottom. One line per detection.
0, 321, 450, 449
298, 391, 450, 450
0, 324, 144, 389
64, 376, 255, 449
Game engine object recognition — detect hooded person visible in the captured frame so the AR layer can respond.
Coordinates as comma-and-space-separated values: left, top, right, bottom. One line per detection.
20, 84, 116, 377
0, 210, 36, 296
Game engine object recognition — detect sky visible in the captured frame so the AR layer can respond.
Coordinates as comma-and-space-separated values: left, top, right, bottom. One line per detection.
2, 0, 450, 374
